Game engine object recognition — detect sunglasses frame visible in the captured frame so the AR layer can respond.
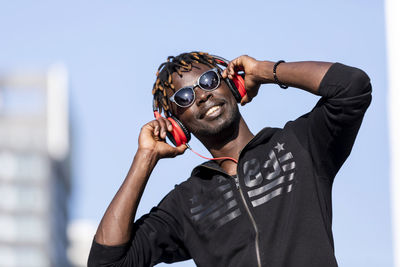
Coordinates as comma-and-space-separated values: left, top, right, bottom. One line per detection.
169, 68, 221, 108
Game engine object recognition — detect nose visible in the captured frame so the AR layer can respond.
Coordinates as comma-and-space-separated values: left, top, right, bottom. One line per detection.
195, 88, 213, 106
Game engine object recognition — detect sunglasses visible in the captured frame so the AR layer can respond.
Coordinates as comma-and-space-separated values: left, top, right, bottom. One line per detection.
169, 68, 221, 108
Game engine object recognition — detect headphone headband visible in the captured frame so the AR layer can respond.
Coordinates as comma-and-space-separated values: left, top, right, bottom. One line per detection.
211, 55, 230, 67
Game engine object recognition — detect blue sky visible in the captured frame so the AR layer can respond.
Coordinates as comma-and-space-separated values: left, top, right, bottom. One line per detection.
0, 1, 392, 266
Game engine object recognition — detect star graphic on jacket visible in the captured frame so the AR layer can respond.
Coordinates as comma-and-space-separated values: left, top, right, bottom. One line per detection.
274, 142, 285, 153
189, 195, 199, 204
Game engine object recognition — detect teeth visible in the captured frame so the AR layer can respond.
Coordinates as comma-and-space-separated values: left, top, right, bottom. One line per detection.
205, 106, 220, 116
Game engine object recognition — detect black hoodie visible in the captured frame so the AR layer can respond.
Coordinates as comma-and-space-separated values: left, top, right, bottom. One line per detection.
88, 63, 372, 267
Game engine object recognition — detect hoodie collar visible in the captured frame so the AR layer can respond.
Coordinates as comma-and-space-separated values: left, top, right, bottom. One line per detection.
191, 127, 279, 177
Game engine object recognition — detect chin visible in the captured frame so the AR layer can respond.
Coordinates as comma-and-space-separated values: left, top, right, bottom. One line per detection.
192, 104, 241, 138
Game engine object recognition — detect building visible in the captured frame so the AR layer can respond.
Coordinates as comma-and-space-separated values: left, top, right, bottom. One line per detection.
0, 65, 70, 267
67, 219, 97, 267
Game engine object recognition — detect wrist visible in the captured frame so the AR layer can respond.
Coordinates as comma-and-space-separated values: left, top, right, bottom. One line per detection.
255, 60, 275, 83
273, 60, 289, 89
136, 148, 160, 165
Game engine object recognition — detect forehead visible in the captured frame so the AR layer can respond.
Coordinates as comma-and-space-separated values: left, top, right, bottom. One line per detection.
171, 63, 213, 92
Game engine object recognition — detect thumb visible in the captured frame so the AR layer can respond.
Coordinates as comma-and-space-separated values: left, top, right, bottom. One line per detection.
175, 144, 188, 156
240, 94, 252, 106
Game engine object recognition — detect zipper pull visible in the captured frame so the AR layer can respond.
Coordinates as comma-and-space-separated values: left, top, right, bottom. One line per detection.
233, 175, 240, 189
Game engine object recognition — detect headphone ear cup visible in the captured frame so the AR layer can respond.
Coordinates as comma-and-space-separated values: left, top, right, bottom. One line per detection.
224, 78, 241, 102
231, 74, 246, 100
213, 55, 247, 103
224, 74, 246, 103
166, 116, 191, 146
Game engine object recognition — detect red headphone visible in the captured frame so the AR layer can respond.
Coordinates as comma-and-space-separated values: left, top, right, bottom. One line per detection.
153, 55, 246, 147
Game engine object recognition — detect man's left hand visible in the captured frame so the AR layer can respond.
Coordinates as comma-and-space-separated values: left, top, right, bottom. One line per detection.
221, 55, 272, 106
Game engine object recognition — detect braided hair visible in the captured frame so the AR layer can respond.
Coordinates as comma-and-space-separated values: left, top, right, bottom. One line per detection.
152, 51, 220, 115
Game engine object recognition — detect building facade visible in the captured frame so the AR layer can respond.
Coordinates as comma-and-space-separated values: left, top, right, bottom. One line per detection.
0, 65, 70, 267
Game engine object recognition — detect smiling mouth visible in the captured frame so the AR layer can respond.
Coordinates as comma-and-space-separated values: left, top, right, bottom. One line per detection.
201, 103, 225, 120
198, 100, 226, 120
205, 105, 221, 117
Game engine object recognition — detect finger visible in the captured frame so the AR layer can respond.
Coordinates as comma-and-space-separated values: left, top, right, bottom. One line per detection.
228, 60, 239, 76
227, 56, 245, 79
221, 69, 228, 79
153, 122, 160, 136
227, 60, 236, 78
232, 57, 245, 72
240, 94, 252, 106
146, 120, 160, 136
156, 117, 168, 139
165, 119, 173, 132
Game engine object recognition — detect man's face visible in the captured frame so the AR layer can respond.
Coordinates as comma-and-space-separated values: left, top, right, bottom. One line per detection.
168, 63, 240, 138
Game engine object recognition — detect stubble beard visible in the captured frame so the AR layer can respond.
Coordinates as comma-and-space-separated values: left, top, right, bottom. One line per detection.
191, 103, 241, 139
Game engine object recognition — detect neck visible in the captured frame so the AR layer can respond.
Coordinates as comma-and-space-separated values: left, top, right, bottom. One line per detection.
198, 117, 254, 175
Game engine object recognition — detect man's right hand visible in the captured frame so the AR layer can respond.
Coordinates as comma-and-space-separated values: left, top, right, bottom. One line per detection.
93, 117, 186, 247
138, 117, 187, 160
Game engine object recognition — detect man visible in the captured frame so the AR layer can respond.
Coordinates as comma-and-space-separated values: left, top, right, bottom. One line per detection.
88, 52, 372, 266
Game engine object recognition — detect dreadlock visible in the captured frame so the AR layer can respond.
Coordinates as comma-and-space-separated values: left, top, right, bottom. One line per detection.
152, 51, 219, 115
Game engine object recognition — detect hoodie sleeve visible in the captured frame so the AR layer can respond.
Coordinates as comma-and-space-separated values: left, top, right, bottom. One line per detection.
290, 63, 372, 181
87, 190, 190, 267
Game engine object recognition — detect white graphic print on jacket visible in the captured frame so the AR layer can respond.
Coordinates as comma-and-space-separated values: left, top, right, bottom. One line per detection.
244, 142, 296, 208
189, 142, 297, 232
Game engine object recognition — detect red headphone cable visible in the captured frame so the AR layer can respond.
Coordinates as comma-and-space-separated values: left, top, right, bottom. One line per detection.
185, 144, 238, 164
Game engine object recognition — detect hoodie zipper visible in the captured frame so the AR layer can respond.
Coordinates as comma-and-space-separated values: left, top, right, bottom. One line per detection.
233, 175, 262, 267
199, 166, 262, 267
196, 131, 267, 267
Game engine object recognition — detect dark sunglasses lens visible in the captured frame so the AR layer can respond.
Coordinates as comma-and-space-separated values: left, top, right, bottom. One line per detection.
174, 87, 194, 107
199, 70, 219, 90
